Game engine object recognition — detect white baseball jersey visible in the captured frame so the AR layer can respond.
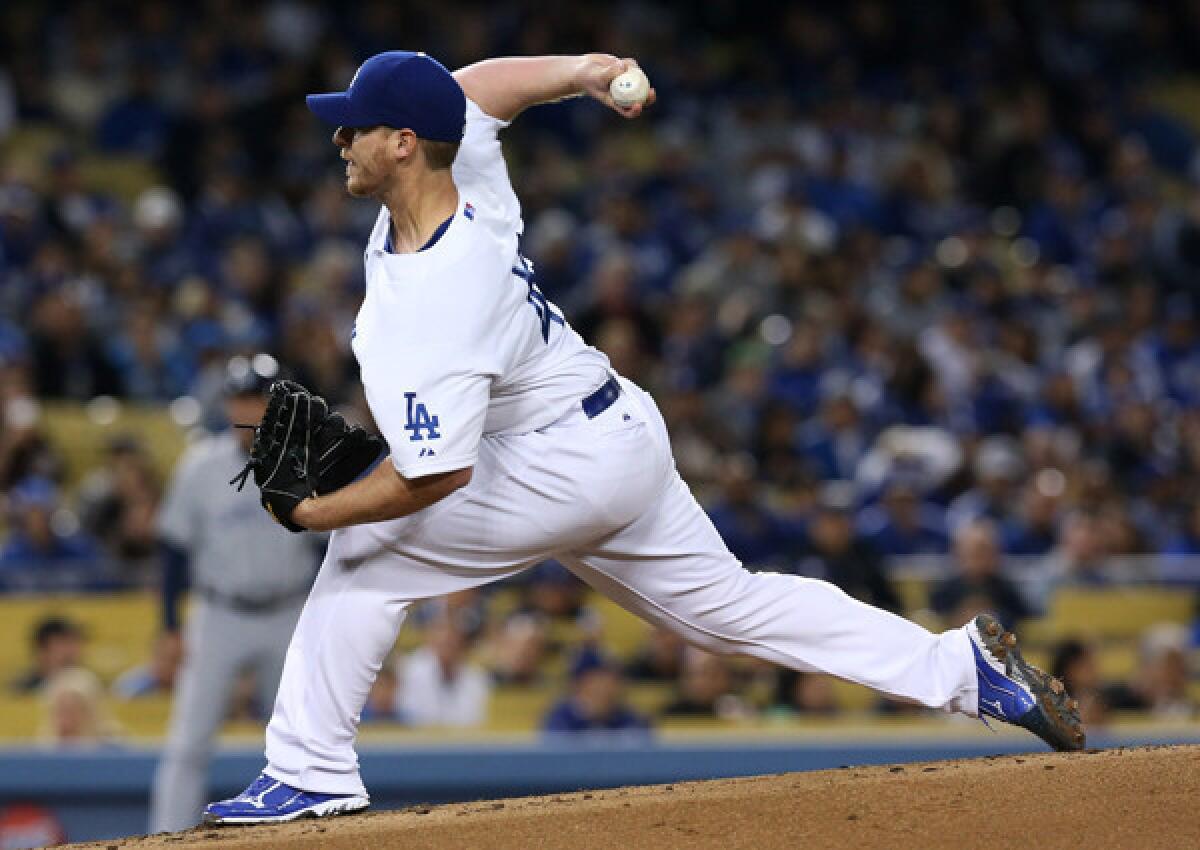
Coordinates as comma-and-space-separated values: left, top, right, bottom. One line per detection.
352, 99, 611, 479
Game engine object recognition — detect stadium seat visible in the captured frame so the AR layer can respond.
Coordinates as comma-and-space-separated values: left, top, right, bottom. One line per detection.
626, 683, 673, 715
592, 597, 652, 661
1149, 80, 1200, 132
77, 154, 161, 202
40, 403, 188, 490
0, 593, 160, 684
0, 693, 266, 741
0, 124, 68, 163
110, 696, 172, 737
484, 588, 522, 622
0, 696, 40, 741
892, 575, 933, 615
1096, 644, 1140, 681
1044, 587, 1194, 640
829, 678, 878, 713
487, 686, 556, 730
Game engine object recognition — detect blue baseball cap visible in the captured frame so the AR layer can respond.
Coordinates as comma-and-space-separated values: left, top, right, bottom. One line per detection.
569, 646, 618, 681
10, 476, 58, 511
306, 51, 466, 143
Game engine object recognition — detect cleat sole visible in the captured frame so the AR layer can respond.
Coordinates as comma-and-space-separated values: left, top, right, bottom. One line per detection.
974, 614, 1086, 753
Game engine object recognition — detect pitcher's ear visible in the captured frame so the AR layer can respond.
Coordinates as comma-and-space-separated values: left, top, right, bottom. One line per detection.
392, 128, 419, 162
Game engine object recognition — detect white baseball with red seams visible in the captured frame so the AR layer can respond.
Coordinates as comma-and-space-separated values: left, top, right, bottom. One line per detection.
609, 67, 650, 107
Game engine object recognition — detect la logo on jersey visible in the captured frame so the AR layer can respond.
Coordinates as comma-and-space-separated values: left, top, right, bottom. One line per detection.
404, 392, 441, 441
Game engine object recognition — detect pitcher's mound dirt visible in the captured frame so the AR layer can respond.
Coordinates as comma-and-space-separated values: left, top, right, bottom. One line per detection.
71, 745, 1199, 850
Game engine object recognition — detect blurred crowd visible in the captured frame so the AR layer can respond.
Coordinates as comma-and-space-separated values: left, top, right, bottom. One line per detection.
3, 0, 1200, 735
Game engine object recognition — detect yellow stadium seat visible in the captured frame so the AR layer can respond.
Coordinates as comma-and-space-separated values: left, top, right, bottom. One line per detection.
109, 696, 173, 736
1150, 80, 1200, 136
0, 593, 160, 683
77, 154, 162, 202
1022, 647, 1050, 670
1045, 587, 1194, 640
484, 588, 523, 622
40, 402, 188, 490
0, 696, 40, 740
658, 716, 744, 733
1026, 640, 1163, 682
0, 124, 69, 163
0, 694, 169, 741
1014, 617, 1056, 646
828, 677, 877, 713
626, 683, 672, 715
893, 575, 932, 614
545, 620, 587, 653
0, 693, 257, 742
392, 621, 426, 653
492, 677, 678, 729
590, 595, 651, 660
487, 686, 556, 731
1097, 644, 1140, 681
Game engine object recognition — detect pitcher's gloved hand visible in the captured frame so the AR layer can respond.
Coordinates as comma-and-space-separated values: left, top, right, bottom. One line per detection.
231, 380, 386, 532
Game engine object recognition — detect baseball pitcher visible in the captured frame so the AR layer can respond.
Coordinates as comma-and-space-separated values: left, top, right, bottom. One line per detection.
203, 52, 1083, 825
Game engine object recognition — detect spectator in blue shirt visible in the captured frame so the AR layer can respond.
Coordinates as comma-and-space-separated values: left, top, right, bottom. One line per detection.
542, 648, 650, 735
705, 454, 795, 569
94, 63, 171, 157
857, 480, 949, 558
797, 387, 871, 482
1002, 474, 1065, 556
1164, 503, 1200, 555
0, 477, 103, 591
130, 187, 196, 289
105, 303, 194, 402
1145, 297, 1200, 406
767, 325, 826, 414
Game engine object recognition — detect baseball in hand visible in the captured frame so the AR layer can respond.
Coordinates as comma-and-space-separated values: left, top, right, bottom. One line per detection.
610, 67, 651, 108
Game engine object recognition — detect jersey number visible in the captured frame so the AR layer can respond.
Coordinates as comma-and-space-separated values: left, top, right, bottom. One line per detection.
512, 253, 563, 343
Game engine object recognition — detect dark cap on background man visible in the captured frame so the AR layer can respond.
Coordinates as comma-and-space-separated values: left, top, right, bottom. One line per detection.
33, 616, 83, 649
306, 51, 466, 143
568, 646, 619, 682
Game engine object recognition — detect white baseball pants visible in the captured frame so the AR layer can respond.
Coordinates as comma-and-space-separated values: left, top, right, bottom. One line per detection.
264, 378, 978, 796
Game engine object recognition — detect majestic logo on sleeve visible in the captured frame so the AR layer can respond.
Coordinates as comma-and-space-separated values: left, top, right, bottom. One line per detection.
404, 393, 441, 441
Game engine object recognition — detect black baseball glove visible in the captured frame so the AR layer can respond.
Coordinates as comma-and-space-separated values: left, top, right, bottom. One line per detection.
230, 380, 387, 532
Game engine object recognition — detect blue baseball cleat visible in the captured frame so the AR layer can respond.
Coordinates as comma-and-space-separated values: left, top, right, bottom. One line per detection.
203, 773, 369, 825
968, 613, 1086, 752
